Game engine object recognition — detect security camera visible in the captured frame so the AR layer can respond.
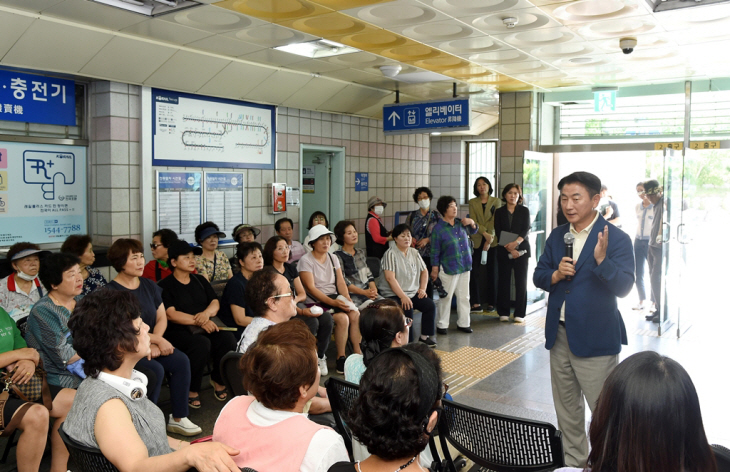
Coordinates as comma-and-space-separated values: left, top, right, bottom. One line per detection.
619, 37, 637, 55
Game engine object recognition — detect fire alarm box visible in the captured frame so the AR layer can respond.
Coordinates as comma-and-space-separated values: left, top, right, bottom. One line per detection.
270, 183, 286, 214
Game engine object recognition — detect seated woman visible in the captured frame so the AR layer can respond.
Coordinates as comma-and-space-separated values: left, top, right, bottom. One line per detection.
214, 319, 348, 471
556, 351, 717, 472
158, 240, 237, 407
231, 223, 260, 244
143, 228, 179, 282
64, 290, 240, 472
330, 344, 443, 472
298, 225, 361, 375
275, 217, 306, 263
303, 211, 339, 253
263, 236, 333, 374
106, 238, 200, 436
344, 299, 408, 384
25, 252, 85, 389
0, 243, 48, 327
334, 220, 381, 310
61, 234, 107, 295
194, 221, 233, 281
0, 306, 74, 472
377, 224, 436, 347
219, 242, 264, 339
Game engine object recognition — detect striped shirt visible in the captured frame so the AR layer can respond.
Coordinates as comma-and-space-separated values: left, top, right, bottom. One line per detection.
430, 218, 478, 276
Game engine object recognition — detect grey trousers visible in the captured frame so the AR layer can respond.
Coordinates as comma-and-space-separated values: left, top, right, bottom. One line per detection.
549, 325, 618, 467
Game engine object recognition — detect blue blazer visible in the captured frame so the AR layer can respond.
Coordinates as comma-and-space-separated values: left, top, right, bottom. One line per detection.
533, 214, 634, 357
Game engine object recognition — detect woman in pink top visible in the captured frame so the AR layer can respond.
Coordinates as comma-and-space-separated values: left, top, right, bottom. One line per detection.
213, 320, 348, 472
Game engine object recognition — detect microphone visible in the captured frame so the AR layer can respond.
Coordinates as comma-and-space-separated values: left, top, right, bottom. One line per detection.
564, 233, 575, 281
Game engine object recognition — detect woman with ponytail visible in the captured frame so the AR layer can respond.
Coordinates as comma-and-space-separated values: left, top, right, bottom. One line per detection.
343, 299, 409, 383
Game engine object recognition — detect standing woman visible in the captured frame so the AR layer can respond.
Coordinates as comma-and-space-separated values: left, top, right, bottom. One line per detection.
467, 177, 501, 313
494, 184, 531, 323
633, 182, 654, 311
61, 234, 107, 296
0, 243, 47, 323
406, 187, 444, 299
143, 229, 179, 282
194, 222, 233, 281
365, 196, 391, 260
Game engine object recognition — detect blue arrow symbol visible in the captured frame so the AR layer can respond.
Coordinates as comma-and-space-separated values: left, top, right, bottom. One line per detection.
388, 111, 400, 127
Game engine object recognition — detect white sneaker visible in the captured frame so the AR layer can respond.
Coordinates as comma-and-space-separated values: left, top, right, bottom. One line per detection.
514, 317, 525, 323
499, 316, 509, 322
632, 301, 645, 310
318, 356, 328, 376
167, 415, 202, 437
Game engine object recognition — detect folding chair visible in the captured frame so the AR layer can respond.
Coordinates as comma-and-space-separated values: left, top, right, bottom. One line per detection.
325, 377, 360, 461
713, 444, 730, 472
59, 424, 119, 472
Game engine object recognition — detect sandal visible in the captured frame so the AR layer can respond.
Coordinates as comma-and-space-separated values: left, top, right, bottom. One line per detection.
210, 379, 229, 402
188, 395, 201, 409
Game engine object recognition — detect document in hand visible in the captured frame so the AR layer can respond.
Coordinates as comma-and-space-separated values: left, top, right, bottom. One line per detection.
498, 231, 519, 246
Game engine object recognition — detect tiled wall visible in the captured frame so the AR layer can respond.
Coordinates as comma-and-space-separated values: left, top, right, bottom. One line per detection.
498, 91, 538, 191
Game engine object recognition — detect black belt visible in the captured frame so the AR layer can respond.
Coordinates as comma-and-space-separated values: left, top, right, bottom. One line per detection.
558, 320, 565, 327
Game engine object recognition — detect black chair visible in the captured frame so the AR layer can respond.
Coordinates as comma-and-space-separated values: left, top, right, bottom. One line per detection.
713, 444, 730, 472
366, 257, 380, 279
220, 351, 246, 397
59, 424, 119, 472
438, 399, 565, 472
325, 377, 360, 461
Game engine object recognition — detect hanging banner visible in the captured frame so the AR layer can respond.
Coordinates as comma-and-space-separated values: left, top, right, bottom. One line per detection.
157, 171, 202, 243
0, 69, 76, 126
0, 141, 86, 245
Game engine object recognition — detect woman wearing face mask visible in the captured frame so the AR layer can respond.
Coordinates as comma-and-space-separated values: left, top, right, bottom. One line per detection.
0, 243, 48, 324
61, 235, 107, 296
365, 196, 392, 260
467, 177, 501, 314
406, 187, 444, 300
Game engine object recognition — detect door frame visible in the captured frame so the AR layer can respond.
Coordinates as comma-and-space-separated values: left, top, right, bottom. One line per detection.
299, 144, 345, 241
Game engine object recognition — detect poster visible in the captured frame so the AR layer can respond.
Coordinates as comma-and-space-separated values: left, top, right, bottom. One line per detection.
302, 166, 315, 194
204, 172, 244, 242
152, 88, 275, 169
157, 172, 202, 243
0, 141, 86, 245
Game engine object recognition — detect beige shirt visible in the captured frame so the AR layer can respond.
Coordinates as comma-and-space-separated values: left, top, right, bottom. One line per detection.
560, 211, 600, 322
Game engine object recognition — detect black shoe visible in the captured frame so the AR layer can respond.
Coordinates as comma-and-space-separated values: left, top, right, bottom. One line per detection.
419, 337, 437, 348
484, 305, 495, 312
336, 356, 346, 374
436, 328, 448, 335
457, 326, 473, 333
650, 314, 660, 323
437, 289, 448, 298
645, 314, 656, 320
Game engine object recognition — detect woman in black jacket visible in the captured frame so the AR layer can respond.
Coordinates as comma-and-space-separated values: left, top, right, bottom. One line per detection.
494, 184, 531, 323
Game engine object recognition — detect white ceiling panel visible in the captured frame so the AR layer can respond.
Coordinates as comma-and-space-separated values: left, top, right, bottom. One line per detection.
243, 70, 313, 104
568, 15, 661, 39
540, 0, 649, 26
239, 48, 310, 67
3, 18, 112, 72
80, 36, 178, 84
322, 51, 390, 70
319, 85, 391, 115
185, 35, 264, 58
435, 36, 510, 57
492, 26, 579, 49
528, 41, 597, 60
285, 58, 349, 75
322, 68, 396, 89
197, 61, 276, 98
282, 77, 349, 110
463, 8, 562, 34
122, 18, 213, 46
590, 33, 674, 53
0, 0, 64, 12
391, 20, 481, 44
144, 50, 230, 91
419, 0, 535, 17
160, 5, 265, 33
0, 13, 35, 60
227, 24, 317, 49
342, 1, 449, 28
42, 0, 147, 31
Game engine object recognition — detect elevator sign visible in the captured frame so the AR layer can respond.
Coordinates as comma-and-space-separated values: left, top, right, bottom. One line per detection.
383, 98, 470, 135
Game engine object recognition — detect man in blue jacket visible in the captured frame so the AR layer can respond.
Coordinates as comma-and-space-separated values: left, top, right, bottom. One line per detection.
533, 172, 635, 467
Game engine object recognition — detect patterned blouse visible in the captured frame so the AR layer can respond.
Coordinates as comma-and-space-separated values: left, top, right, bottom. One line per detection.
195, 250, 232, 281
82, 267, 107, 296
406, 209, 442, 259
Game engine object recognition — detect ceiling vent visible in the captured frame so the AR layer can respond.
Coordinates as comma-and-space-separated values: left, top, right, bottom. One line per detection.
644, 0, 730, 12
89, 0, 202, 17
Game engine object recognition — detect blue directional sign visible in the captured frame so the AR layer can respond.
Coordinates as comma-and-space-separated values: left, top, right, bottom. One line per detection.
0, 69, 76, 126
355, 172, 368, 192
383, 98, 470, 135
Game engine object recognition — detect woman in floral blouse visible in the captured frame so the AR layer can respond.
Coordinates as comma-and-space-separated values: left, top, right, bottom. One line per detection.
61, 234, 106, 296
194, 222, 233, 282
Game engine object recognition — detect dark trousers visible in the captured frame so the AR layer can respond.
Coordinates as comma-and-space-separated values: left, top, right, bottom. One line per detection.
164, 327, 236, 392
634, 239, 650, 302
647, 245, 662, 315
295, 312, 334, 359
496, 250, 529, 319
421, 256, 435, 299
389, 295, 436, 338
470, 246, 498, 308
136, 349, 192, 419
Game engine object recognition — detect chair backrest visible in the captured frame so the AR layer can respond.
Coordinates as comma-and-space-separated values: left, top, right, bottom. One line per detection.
439, 399, 565, 472
210, 279, 229, 299
713, 444, 730, 472
59, 424, 120, 472
325, 377, 360, 461
366, 257, 381, 279
220, 351, 247, 397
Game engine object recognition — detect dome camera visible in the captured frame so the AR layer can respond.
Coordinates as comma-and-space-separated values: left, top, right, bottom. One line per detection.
620, 37, 637, 55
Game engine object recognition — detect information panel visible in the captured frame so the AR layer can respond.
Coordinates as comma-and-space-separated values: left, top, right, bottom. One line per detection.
204, 172, 245, 243
152, 88, 275, 169
0, 69, 76, 126
383, 98, 470, 135
0, 141, 86, 245
157, 172, 202, 243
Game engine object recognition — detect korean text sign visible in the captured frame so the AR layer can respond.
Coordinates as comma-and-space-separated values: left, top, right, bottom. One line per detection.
0, 69, 75, 126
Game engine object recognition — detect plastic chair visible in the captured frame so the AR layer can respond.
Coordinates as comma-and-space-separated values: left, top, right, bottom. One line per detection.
325, 377, 360, 460
220, 351, 246, 397
713, 444, 730, 472
59, 424, 119, 472
438, 399, 565, 472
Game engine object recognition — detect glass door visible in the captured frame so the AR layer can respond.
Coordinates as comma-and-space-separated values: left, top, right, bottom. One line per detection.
523, 151, 554, 312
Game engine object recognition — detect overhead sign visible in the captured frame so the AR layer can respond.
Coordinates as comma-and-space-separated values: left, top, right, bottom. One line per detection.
355, 172, 368, 192
0, 69, 76, 126
0, 141, 86, 245
383, 98, 470, 135
594, 90, 616, 112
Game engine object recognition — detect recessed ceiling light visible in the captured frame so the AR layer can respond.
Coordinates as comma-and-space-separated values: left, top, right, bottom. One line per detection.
569, 57, 594, 64
274, 39, 358, 59
431, 132, 442, 136
91, 0, 201, 16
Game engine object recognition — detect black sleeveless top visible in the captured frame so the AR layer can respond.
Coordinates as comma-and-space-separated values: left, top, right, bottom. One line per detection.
365, 213, 389, 260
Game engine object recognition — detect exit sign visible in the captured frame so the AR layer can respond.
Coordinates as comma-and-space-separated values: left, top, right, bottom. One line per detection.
594, 90, 616, 112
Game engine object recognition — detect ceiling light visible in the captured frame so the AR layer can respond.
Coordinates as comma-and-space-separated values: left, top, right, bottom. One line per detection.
570, 57, 594, 64
90, 0, 202, 16
431, 132, 442, 136
274, 40, 358, 58
380, 65, 403, 78
645, 0, 730, 11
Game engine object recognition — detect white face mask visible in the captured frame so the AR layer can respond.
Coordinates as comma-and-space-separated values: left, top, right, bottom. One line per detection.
418, 199, 430, 210
373, 205, 384, 216
16, 270, 36, 282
